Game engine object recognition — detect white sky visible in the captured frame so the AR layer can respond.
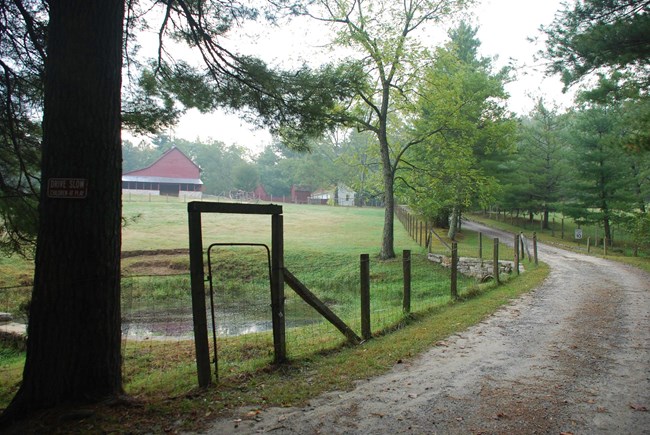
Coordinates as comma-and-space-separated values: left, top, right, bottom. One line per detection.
127, 0, 573, 153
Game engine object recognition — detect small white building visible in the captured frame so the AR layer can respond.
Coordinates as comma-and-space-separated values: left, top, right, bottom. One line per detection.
335, 184, 356, 206
309, 184, 356, 206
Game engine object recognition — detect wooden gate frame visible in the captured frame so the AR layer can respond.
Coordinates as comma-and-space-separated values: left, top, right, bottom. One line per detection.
188, 201, 285, 387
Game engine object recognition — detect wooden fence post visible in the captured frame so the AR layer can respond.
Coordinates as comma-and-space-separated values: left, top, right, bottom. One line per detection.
533, 232, 538, 265
587, 236, 591, 253
493, 238, 500, 284
514, 233, 520, 275
519, 233, 526, 261
188, 208, 212, 387
360, 254, 371, 341
561, 218, 564, 239
425, 221, 429, 249
271, 214, 286, 363
479, 232, 483, 260
451, 242, 458, 300
604, 237, 608, 256
403, 250, 411, 313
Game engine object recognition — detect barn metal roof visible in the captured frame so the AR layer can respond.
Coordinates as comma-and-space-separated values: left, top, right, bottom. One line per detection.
122, 175, 203, 184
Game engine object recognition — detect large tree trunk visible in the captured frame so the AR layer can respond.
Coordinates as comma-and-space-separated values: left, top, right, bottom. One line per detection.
3, 0, 124, 420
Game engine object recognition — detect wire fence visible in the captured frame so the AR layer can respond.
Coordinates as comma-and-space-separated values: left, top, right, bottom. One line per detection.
1, 246, 478, 382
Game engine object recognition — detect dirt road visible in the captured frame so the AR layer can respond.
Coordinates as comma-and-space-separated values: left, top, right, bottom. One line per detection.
205, 222, 650, 434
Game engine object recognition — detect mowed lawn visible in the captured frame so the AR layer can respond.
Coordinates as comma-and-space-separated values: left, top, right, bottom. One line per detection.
122, 197, 424, 256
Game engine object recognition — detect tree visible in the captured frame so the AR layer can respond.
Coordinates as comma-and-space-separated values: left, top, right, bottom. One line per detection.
0, 0, 46, 257
542, 0, 650, 92
2, 0, 363, 422
304, 0, 472, 258
542, 0, 650, 151
3, 0, 125, 420
562, 105, 639, 244
511, 99, 570, 228
403, 21, 515, 239
232, 163, 259, 192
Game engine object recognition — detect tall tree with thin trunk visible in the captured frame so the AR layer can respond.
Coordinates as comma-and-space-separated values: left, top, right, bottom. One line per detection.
303, 0, 472, 259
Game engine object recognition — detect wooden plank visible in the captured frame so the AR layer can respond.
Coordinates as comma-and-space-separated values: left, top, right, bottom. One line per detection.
514, 234, 520, 275
188, 201, 282, 215
430, 227, 452, 251
284, 268, 362, 344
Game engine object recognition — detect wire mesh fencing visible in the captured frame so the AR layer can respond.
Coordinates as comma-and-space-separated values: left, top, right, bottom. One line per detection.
4, 245, 483, 387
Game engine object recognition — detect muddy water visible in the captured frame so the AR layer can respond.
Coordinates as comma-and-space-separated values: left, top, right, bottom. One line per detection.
121, 300, 323, 340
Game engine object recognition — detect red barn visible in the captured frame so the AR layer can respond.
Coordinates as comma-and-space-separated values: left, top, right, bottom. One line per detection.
122, 146, 203, 198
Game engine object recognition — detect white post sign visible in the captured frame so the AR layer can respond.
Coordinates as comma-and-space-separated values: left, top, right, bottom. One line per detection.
574, 228, 583, 240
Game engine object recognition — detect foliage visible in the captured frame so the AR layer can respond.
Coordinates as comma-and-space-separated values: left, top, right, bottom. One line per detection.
0, 0, 45, 257
542, 0, 650, 152
499, 99, 571, 226
1, 0, 367, 258
403, 21, 515, 235
560, 104, 642, 242
232, 163, 259, 192
542, 0, 650, 91
622, 211, 650, 252
301, 0, 473, 258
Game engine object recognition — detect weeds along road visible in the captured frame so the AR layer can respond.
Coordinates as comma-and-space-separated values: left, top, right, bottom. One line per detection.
203, 221, 650, 434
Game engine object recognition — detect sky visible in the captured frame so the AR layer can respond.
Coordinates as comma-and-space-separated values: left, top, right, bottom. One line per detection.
128, 0, 573, 154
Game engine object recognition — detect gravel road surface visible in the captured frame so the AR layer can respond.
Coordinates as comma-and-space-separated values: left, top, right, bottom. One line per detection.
204, 221, 650, 434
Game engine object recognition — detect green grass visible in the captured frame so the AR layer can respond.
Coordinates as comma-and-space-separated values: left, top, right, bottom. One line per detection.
1, 198, 546, 432
0, 261, 548, 433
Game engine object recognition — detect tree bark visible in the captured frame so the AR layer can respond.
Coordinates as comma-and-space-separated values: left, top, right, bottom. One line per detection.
543, 208, 550, 230
3, 0, 124, 420
448, 206, 458, 240
380, 143, 395, 259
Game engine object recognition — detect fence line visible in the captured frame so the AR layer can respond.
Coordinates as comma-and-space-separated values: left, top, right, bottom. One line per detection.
2, 229, 522, 384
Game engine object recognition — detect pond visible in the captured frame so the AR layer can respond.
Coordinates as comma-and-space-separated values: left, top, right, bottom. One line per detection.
121, 299, 324, 340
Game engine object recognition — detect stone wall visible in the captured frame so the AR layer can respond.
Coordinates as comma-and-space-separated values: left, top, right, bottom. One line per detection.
427, 253, 518, 281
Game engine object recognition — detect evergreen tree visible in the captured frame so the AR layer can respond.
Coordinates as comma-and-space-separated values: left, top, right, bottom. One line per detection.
562, 105, 639, 243
513, 100, 571, 228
